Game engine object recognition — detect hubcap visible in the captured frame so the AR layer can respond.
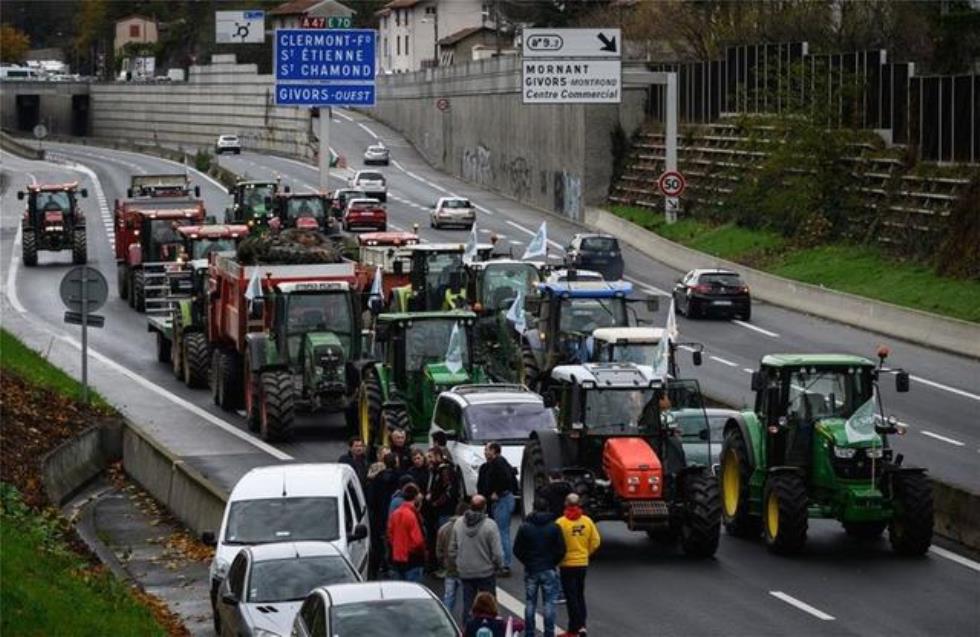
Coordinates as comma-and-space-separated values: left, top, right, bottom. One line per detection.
766, 491, 780, 539
722, 449, 740, 518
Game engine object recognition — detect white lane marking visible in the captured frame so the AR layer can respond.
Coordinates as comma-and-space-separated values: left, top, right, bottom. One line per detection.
769, 591, 835, 621
678, 345, 696, 352
930, 546, 980, 573
494, 586, 565, 635
710, 355, 739, 368
504, 220, 563, 250
623, 275, 670, 297
731, 319, 779, 338
911, 375, 980, 403
2, 171, 35, 314
56, 159, 114, 249
743, 367, 754, 374
509, 240, 523, 245
334, 110, 355, 122
920, 430, 966, 446
358, 123, 378, 139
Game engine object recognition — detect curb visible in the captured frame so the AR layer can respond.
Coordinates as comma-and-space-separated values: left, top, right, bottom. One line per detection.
1, 130, 44, 160
587, 208, 980, 359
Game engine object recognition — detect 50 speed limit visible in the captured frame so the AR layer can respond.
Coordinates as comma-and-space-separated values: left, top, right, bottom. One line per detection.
658, 170, 686, 197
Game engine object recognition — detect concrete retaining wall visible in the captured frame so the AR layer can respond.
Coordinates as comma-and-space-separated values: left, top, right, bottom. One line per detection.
933, 481, 980, 550
1, 130, 44, 160
587, 208, 980, 359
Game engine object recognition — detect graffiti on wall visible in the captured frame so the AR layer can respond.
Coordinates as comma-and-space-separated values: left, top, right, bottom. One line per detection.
462, 144, 493, 187
505, 156, 531, 201
554, 171, 583, 220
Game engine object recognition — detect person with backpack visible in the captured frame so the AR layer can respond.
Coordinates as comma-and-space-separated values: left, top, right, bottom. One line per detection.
463, 592, 525, 637
513, 497, 565, 637
477, 442, 517, 576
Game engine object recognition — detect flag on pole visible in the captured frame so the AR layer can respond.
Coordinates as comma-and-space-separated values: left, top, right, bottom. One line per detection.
445, 322, 464, 374
463, 222, 479, 263
651, 299, 676, 381
844, 389, 879, 444
244, 267, 263, 310
522, 221, 548, 260
506, 289, 526, 334
369, 265, 383, 299
666, 297, 678, 344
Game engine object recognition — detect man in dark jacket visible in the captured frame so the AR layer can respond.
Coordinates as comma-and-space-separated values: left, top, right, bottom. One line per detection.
537, 470, 573, 517
338, 437, 368, 491
476, 442, 517, 575
513, 497, 566, 637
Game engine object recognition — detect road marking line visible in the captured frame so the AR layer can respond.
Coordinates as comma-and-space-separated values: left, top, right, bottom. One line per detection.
743, 367, 754, 374
678, 345, 696, 352
358, 123, 378, 139
911, 375, 980, 402
921, 430, 966, 446
769, 591, 835, 621
494, 586, 566, 635
623, 275, 670, 297
509, 240, 523, 245
930, 546, 980, 573
503, 220, 563, 251
334, 110, 355, 122
731, 319, 779, 338
2, 171, 35, 314
710, 355, 738, 367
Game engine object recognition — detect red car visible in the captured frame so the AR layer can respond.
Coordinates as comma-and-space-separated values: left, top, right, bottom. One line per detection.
343, 198, 387, 232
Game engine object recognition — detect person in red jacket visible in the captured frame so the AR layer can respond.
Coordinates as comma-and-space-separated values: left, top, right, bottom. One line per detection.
387, 483, 426, 582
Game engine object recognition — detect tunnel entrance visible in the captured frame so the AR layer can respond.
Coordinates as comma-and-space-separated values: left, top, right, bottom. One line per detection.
72, 94, 90, 136
15, 94, 40, 132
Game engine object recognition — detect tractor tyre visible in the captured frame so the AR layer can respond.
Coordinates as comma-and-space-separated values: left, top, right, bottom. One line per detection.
244, 357, 261, 433
762, 472, 809, 554
680, 471, 722, 558
22, 230, 38, 267
519, 343, 540, 390
260, 370, 294, 442
381, 404, 409, 443
72, 229, 87, 264
211, 349, 242, 410
133, 270, 146, 313
117, 265, 129, 300
842, 521, 888, 540
520, 438, 549, 520
888, 472, 933, 556
182, 333, 210, 389
155, 331, 171, 364
171, 333, 183, 380
358, 370, 383, 449
720, 428, 762, 538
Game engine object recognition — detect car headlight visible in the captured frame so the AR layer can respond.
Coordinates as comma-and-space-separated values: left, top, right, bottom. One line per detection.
833, 447, 857, 459
866, 447, 884, 459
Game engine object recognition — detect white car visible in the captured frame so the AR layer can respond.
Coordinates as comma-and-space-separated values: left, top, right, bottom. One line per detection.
430, 197, 476, 230
348, 170, 387, 202
363, 143, 390, 165
430, 385, 556, 498
215, 134, 242, 155
293, 582, 460, 636
545, 268, 604, 283
203, 463, 370, 634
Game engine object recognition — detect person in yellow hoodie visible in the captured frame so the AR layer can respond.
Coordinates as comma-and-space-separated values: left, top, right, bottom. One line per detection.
556, 493, 600, 636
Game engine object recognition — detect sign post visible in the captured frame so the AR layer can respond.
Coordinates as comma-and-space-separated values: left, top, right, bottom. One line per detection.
59, 266, 108, 404
658, 170, 686, 224
275, 28, 376, 191
521, 28, 621, 105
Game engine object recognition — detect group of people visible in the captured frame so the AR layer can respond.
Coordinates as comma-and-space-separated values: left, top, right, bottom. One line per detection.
337, 432, 602, 637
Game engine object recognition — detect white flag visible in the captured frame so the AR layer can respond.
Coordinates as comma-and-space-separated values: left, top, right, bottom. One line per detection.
463, 222, 479, 263
244, 267, 263, 309
651, 330, 670, 381
666, 297, 679, 344
522, 221, 548, 260
506, 289, 526, 334
369, 265, 383, 299
844, 389, 878, 444
445, 322, 464, 375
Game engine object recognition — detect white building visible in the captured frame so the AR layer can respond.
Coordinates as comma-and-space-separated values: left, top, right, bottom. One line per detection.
377, 0, 490, 73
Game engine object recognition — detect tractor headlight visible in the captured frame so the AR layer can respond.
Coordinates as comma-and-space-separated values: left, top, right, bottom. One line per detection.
833, 447, 857, 459
647, 476, 659, 486
866, 447, 884, 459
627, 476, 640, 485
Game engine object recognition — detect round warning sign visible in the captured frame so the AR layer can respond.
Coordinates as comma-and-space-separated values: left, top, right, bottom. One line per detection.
436, 97, 450, 111
658, 170, 686, 197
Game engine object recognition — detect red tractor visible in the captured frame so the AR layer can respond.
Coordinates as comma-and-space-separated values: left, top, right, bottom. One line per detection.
17, 182, 88, 266
274, 192, 338, 235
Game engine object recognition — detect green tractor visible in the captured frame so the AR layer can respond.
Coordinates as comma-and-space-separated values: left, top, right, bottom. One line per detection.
225, 179, 289, 229
720, 351, 933, 554
357, 311, 490, 448
388, 243, 494, 312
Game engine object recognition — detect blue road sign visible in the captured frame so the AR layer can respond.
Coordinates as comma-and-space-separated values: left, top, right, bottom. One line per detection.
275, 29, 376, 82
275, 83, 375, 107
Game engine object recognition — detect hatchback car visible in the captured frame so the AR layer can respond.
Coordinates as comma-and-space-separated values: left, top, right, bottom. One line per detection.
672, 268, 751, 320
565, 233, 625, 280
343, 198, 387, 232
203, 464, 370, 634
216, 541, 360, 637
363, 143, 390, 165
430, 385, 556, 498
292, 582, 460, 636
665, 407, 735, 471
215, 134, 242, 155
430, 197, 476, 230
348, 170, 387, 202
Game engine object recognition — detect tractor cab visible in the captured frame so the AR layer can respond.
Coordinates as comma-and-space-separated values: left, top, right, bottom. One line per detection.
128, 174, 200, 199
275, 192, 332, 233
465, 259, 543, 316
226, 180, 288, 225
589, 327, 703, 376
389, 243, 494, 312
176, 224, 249, 261
17, 182, 89, 266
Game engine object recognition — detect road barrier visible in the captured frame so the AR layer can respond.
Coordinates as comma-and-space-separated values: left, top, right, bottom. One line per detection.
1, 129, 44, 160
587, 207, 980, 359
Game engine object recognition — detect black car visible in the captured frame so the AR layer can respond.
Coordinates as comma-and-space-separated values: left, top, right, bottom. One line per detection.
565, 233, 624, 280
672, 268, 751, 320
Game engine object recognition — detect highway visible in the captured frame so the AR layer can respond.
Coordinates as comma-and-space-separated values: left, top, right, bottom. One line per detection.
2, 119, 979, 635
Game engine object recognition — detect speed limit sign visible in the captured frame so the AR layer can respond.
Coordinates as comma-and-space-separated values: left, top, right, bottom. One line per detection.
658, 170, 686, 197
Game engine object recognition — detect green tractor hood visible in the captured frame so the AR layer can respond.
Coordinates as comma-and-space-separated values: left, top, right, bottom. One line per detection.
424, 362, 475, 386
302, 331, 348, 386
816, 419, 882, 449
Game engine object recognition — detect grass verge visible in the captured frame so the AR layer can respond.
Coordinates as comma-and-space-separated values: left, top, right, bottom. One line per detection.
608, 205, 980, 323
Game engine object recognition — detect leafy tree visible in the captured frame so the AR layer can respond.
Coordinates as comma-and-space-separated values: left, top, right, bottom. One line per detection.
0, 23, 30, 63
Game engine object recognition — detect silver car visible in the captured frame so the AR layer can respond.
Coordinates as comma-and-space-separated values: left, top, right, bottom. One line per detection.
430, 197, 475, 230
348, 170, 387, 202
363, 144, 389, 165
216, 541, 360, 637
215, 134, 242, 155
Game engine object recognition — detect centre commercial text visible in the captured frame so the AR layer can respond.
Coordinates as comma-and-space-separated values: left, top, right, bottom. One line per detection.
523, 62, 619, 100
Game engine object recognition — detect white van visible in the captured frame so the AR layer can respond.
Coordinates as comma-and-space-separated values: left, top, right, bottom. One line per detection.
203, 463, 370, 633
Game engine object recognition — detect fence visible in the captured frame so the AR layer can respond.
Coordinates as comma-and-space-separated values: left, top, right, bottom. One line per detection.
648, 42, 978, 163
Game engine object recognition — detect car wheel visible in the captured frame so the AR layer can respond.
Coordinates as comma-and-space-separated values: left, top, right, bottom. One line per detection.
739, 306, 752, 321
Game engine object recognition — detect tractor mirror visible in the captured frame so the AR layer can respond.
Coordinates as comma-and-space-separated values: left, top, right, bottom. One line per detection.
16, 191, 24, 200
284, 185, 291, 194
524, 296, 541, 315
393, 261, 404, 275
80, 188, 89, 198
692, 350, 702, 366
349, 523, 368, 542
194, 186, 201, 198
896, 371, 910, 393
248, 298, 264, 320
127, 188, 134, 198
750, 371, 765, 391
645, 297, 659, 312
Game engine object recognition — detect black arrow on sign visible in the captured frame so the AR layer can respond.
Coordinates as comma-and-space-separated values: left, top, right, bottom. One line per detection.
598, 32, 617, 53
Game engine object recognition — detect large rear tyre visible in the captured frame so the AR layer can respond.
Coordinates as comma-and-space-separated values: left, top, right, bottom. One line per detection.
842, 521, 888, 540
520, 438, 548, 520
888, 472, 933, 555
763, 472, 808, 554
155, 332, 171, 363
381, 404, 409, 444
720, 428, 761, 538
182, 333, 210, 389
211, 348, 242, 410
519, 343, 540, 390
358, 370, 383, 448
22, 230, 37, 267
117, 265, 129, 300
244, 357, 261, 433
680, 472, 722, 558
260, 370, 294, 442
72, 229, 87, 264
133, 269, 146, 313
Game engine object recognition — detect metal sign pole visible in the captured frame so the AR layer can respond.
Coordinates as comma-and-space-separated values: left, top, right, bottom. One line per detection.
319, 110, 331, 192
80, 264, 89, 404
665, 72, 678, 224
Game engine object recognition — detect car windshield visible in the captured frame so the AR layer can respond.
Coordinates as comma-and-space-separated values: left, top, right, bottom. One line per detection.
221, 136, 238, 142
285, 293, 354, 361
224, 497, 339, 544
481, 264, 539, 309
358, 172, 384, 182
671, 410, 724, 442
559, 297, 628, 333
340, 191, 366, 204
330, 599, 458, 636
605, 343, 659, 365
581, 237, 619, 252
190, 238, 236, 259
404, 320, 469, 371
787, 367, 872, 421
35, 191, 71, 210
699, 273, 743, 287
368, 145, 386, 153
443, 199, 471, 209
287, 197, 325, 221
464, 402, 555, 441
248, 556, 356, 603
584, 388, 655, 432
146, 219, 193, 261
